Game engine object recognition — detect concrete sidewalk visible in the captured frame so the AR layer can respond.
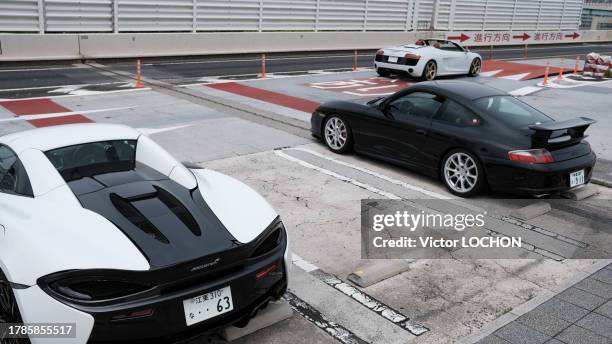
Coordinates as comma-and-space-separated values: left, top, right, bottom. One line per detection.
476, 263, 612, 344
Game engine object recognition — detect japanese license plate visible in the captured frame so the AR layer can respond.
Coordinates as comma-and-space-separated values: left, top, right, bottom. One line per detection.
183, 286, 233, 326
569, 170, 585, 187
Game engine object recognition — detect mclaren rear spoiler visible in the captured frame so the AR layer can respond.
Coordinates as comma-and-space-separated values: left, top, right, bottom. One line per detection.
528, 117, 596, 148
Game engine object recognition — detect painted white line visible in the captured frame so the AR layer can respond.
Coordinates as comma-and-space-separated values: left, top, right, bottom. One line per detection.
473, 43, 612, 53
274, 150, 401, 199
0, 88, 151, 102
536, 75, 612, 88
177, 68, 375, 87
137, 124, 192, 135
292, 147, 450, 200
291, 254, 320, 273
509, 86, 542, 96
0, 82, 127, 93
343, 91, 395, 97
500, 72, 531, 81
0, 66, 87, 73
480, 69, 503, 77
0, 107, 136, 122
288, 147, 487, 214
141, 54, 373, 67
357, 85, 398, 92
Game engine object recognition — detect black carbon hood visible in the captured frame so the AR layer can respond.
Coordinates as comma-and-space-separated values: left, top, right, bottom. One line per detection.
68, 164, 240, 269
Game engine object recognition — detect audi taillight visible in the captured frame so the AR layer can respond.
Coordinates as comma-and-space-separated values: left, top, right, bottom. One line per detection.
376, 50, 384, 56
508, 149, 554, 164
404, 53, 421, 60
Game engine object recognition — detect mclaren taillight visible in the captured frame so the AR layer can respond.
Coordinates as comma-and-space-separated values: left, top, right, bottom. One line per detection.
42, 275, 153, 303
111, 308, 155, 321
256, 264, 278, 280
404, 53, 421, 60
508, 149, 555, 164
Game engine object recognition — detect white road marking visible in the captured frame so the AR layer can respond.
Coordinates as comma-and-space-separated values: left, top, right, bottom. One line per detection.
356, 85, 398, 92
291, 254, 320, 273
0, 65, 88, 73
343, 91, 396, 97
500, 72, 531, 81
509, 86, 542, 96
0, 107, 136, 122
137, 124, 192, 135
479, 69, 503, 77
177, 68, 374, 87
292, 147, 451, 200
0, 82, 127, 93
274, 150, 401, 199
0, 88, 151, 102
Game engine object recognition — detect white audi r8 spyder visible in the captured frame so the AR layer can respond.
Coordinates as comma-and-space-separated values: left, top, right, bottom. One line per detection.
0, 124, 290, 344
374, 39, 482, 80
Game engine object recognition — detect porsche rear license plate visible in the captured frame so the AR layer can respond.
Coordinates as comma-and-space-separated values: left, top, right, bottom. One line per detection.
183, 286, 233, 326
387, 56, 398, 63
569, 170, 585, 187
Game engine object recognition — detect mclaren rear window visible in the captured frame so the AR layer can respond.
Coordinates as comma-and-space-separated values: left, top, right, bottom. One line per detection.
45, 140, 137, 182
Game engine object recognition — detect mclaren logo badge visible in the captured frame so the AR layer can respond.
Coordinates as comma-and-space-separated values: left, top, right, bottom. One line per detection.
191, 257, 221, 272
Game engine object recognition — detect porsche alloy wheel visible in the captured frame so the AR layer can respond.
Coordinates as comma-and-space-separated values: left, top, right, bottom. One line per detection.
442, 150, 484, 197
469, 58, 482, 77
324, 116, 352, 153
422, 61, 437, 81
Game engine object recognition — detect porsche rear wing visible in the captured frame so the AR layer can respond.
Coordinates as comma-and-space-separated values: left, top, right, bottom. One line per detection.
528, 117, 596, 148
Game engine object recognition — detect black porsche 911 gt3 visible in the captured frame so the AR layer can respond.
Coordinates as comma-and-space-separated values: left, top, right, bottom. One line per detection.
311, 80, 596, 197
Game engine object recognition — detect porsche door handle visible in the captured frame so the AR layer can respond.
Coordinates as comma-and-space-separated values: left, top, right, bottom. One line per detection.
415, 129, 427, 136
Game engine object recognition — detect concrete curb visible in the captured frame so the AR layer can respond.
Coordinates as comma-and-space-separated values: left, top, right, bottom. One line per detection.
347, 260, 412, 288
592, 177, 612, 189
510, 202, 551, 220
460, 259, 612, 344
561, 185, 599, 201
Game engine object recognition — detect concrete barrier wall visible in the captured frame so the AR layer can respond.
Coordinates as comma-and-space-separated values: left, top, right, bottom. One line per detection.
0, 35, 80, 61
1, 30, 612, 62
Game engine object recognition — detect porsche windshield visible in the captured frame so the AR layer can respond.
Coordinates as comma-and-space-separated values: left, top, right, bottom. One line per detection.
45, 140, 137, 182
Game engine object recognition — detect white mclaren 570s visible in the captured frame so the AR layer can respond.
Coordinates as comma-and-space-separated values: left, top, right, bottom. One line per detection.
374, 39, 482, 80
0, 124, 290, 344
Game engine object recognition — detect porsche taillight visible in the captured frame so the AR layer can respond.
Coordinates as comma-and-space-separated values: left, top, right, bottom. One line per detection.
508, 149, 555, 164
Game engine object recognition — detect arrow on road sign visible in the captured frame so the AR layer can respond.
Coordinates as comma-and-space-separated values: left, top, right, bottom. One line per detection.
513, 33, 531, 41
447, 33, 470, 42
565, 32, 580, 40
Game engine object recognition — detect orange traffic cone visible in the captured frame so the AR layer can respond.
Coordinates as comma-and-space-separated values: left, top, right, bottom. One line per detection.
543, 62, 550, 86
573, 55, 580, 76
557, 58, 564, 81
135, 59, 143, 88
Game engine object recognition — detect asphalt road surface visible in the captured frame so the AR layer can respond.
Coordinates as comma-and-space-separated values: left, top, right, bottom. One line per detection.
3, 43, 612, 91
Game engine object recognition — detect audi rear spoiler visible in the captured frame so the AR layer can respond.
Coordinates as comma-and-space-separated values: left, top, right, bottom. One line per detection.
528, 117, 596, 148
